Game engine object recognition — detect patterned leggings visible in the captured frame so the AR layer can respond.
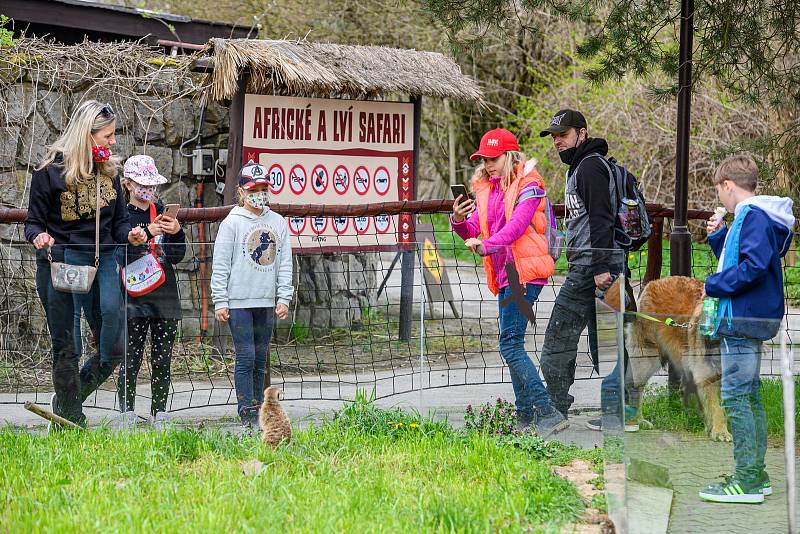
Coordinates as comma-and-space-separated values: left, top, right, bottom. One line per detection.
118, 317, 177, 416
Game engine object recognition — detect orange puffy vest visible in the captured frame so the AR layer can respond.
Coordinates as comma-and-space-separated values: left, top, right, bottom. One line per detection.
472, 160, 554, 296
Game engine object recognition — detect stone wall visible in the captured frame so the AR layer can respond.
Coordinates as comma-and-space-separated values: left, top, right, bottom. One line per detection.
0, 73, 378, 335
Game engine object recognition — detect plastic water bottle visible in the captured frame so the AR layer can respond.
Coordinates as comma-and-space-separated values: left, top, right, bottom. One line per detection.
699, 297, 718, 337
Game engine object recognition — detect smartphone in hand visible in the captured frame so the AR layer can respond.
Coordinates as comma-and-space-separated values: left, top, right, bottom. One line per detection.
163, 203, 180, 219
450, 184, 473, 201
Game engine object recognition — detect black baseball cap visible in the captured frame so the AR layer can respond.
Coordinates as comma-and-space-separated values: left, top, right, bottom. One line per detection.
539, 109, 587, 137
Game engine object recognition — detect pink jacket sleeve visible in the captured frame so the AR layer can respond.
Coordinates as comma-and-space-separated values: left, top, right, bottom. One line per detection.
482, 197, 541, 255
450, 208, 481, 240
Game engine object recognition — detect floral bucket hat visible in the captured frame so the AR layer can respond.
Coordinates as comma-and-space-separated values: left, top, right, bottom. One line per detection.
123, 154, 169, 185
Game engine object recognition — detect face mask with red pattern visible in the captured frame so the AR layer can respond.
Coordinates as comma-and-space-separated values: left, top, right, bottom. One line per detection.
91, 133, 112, 163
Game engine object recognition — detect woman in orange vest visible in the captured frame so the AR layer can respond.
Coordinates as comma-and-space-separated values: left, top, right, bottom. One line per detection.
451, 128, 568, 438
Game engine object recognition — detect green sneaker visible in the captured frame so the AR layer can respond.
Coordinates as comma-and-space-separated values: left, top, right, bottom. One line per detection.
699, 475, 764, 504
758, 471, 772, 496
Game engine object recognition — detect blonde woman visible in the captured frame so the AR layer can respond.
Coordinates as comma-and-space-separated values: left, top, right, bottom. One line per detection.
450, 128, 567, 438
25, 100, 146, 428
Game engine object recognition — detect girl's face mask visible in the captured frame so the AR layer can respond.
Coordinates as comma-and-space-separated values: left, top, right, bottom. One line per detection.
245, 190, 270, 209
133, 185, 157, 202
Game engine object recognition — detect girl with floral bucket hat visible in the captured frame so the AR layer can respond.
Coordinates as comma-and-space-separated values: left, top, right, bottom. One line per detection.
116, 154, 187, 429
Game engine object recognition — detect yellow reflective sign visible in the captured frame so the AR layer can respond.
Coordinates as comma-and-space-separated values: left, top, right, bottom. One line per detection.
422, 238, 443, 282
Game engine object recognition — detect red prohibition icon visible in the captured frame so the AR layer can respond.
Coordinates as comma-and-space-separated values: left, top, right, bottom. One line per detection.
373, 166, 390, 196
288, 216, 306, 235
311, 164, 329, 194
374, 214, 391, 233
332, 165, 349, 195
353, 166, 370, 196
289, 164, 307, 194
268, 164, 285, 194
354, 216, 370, 234
332, 215, 349, 234
310, 216, 328, 235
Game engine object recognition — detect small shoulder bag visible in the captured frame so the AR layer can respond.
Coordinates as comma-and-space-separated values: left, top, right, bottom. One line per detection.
121, 203, 166, 297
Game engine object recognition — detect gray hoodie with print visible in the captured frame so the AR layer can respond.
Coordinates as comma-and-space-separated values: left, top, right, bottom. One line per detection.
211, 206, 294, 311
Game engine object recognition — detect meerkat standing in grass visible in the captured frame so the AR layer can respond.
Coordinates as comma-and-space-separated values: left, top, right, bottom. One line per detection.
259, 386, 291, 446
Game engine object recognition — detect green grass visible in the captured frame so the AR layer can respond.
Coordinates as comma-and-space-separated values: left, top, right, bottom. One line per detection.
639, 377, 800, 439
0, 394, 590, 533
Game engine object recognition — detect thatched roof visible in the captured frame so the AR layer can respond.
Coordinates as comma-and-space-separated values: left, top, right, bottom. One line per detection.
203, 38, 483, 103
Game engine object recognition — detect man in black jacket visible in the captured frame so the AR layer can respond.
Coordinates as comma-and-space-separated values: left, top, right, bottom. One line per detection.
538, 109, 634, 429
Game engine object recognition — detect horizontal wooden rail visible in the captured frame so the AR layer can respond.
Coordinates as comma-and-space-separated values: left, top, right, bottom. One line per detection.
0, 202, 715, 225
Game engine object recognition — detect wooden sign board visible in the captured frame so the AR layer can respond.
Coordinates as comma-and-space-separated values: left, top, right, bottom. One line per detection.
240, 95, 416, 253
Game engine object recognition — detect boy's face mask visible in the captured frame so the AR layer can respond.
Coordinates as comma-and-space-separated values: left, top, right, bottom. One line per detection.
133, 185, 157, 202
245, 190, 270, 209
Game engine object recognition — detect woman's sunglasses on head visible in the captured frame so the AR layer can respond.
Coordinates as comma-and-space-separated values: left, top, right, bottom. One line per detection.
99, 104, 115, 118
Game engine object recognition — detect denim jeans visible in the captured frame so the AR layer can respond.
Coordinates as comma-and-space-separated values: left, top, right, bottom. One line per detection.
73, 283, 100, 357
64, 248, 124, 365
600, 355, 640, 417
497, 283, 553, 420
720, 336, 766, 483
35, 259, 120, 426
229, 307, 275, 418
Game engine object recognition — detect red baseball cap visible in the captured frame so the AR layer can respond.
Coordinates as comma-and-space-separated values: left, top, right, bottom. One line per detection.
469, 128, 519, 161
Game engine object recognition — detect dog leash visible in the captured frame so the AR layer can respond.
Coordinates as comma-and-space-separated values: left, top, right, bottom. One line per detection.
625, 310, 693, 329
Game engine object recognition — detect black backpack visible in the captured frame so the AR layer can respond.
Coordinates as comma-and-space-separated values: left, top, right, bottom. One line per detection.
589, 155, 652, 252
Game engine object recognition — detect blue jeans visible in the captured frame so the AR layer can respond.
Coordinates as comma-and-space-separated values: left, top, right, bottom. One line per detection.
229, 307, 275, 418
720, 336, 767, 483
73, 283, 100, 357
35, 259, 117, 426
497, 283, 554, 420
64, 248, 124, 365
600, 356, 639, 416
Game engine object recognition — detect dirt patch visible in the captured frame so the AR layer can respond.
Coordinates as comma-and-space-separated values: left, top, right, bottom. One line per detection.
553, 459, 615, 534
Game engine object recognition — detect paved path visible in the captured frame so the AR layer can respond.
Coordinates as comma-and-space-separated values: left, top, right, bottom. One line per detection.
624, 430, 798, 533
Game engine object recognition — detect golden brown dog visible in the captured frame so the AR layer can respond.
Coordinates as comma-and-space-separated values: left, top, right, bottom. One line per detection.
605, 276, 731, 441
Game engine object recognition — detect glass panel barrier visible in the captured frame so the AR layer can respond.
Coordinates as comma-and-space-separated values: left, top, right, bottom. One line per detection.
603, 298, 799, 533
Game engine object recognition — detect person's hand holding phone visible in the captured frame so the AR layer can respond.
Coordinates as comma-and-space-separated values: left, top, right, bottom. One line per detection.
159, 215, 181, 235
452, 195, 475, 223
148, 215, 165, 238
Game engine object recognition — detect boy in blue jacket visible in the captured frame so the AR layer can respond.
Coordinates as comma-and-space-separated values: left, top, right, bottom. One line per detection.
698, 154, 794, 504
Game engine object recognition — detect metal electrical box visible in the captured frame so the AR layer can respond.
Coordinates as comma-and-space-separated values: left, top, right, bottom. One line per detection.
192, 149, 215, 176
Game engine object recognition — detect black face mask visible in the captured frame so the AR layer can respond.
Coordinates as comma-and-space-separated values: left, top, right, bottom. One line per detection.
558, 133, 583, 165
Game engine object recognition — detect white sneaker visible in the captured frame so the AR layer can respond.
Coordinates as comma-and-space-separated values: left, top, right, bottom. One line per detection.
111, 410, 138, 431
151, 411, 172, 431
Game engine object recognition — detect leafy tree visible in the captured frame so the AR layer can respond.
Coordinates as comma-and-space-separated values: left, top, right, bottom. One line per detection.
421, 0, 800, 106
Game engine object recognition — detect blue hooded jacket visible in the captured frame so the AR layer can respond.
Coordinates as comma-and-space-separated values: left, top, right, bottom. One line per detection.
705, 196, 795, 340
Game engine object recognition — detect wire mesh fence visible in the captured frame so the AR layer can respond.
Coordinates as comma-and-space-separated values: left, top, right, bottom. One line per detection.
0, 202, 798, 418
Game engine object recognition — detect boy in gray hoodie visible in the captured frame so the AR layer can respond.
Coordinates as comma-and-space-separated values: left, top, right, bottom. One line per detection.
211, 161, 294, 427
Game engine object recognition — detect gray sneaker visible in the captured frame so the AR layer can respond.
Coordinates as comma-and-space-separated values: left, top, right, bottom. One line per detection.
151, 411, 172, 431
534, 407, 569, 439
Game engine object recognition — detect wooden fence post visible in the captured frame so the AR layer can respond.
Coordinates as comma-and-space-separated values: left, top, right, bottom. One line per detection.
642, 217, 664, 287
